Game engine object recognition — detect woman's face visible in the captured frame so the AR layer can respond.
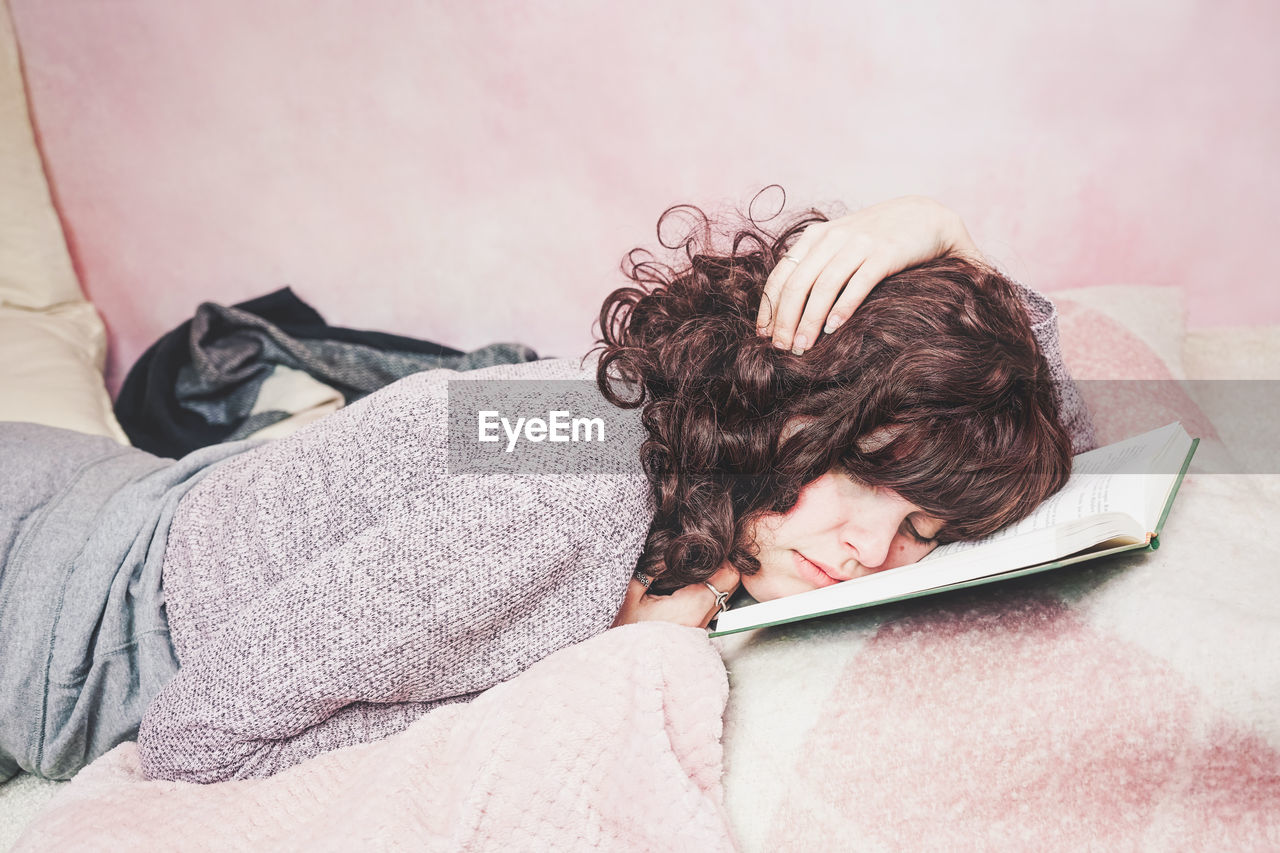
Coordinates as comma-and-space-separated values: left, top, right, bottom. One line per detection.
742, 470, 945, 602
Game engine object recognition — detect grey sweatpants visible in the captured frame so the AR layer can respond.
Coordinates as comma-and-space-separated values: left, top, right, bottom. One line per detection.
0, 422, 259, 780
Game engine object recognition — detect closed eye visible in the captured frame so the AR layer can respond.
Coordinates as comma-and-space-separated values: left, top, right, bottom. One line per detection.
901, 518, 936, 545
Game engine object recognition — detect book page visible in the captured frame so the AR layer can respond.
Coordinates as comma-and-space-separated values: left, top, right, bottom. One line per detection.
1072, 422, 1180, 475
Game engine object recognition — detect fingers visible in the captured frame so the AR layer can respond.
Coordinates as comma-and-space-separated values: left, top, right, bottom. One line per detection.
611, 576, 715, 628
611, 564, 743, 630
758, 224, 825, 338
760, 197, 966, 355
610, 577, 652, 628
761, 224, 882, 355
797, 252, 895, 349
706, 561, 741, 595
627, 582, 721, 629
764, 236, 844, 354
700, 562, 742, 627
789, 244, 871, 352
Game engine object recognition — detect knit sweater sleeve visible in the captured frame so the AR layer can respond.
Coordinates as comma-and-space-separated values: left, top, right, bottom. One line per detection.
1011, 279, 1098, 453
138, 360, 654, 783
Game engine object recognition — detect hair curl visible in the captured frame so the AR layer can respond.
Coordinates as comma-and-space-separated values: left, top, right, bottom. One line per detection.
591, 198, 1072, 592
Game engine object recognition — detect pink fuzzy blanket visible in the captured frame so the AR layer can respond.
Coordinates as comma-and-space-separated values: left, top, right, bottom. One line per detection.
15, 624, 737, 852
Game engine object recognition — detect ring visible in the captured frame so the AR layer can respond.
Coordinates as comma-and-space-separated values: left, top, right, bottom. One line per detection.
780, 254, 802, 265
704, 581, 731, 616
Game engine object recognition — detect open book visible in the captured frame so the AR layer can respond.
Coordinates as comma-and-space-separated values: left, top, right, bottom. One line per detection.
709, 422, 1198, 637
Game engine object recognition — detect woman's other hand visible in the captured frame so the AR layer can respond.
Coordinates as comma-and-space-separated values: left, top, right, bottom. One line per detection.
611, 562, 741, 630
757, 195, 984, 354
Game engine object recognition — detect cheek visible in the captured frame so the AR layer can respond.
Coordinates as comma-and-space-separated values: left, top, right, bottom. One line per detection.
741, 566, 810, 602
738, 539, 811, 602
881, 536, 938, 570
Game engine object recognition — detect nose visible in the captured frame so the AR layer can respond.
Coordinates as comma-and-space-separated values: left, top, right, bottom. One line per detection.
840, 511, 899, 571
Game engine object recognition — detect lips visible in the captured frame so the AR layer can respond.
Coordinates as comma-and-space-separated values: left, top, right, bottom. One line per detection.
793, 551, 844, 587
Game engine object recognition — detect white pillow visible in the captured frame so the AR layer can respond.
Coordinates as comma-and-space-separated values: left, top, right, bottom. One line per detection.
0, 2, 82, 311
0, 302, 129, 444
0, 2, 128, 445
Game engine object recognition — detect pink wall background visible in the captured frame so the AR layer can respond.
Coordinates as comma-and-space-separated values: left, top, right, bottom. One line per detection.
10, 0, 1280, 395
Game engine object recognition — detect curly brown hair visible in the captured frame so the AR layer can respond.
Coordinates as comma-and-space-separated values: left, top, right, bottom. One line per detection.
591, 200, 1073, 592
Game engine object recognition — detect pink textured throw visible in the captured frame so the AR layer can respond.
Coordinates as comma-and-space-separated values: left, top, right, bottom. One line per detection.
16, 624, 736, 851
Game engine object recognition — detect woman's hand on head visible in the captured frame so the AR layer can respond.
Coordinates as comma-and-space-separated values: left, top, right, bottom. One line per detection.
758, 195, 984, 354
611, 562, 741, 630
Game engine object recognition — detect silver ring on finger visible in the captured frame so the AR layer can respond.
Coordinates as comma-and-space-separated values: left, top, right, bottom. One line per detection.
704, 581, 731, 616
780, 254, 802, 265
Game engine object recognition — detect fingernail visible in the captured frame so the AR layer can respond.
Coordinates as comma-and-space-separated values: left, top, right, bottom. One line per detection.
773, 339, 789, 350
791, 345, 805, 356
824, 317, 841, 334
757, 325, 770, 337
794, 334, 808, 349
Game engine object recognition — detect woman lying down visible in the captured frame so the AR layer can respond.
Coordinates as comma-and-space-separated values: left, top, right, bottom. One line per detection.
0, 194, 1095, 784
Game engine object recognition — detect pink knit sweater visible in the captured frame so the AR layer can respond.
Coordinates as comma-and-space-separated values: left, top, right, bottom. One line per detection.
138, 283, 1095, 783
